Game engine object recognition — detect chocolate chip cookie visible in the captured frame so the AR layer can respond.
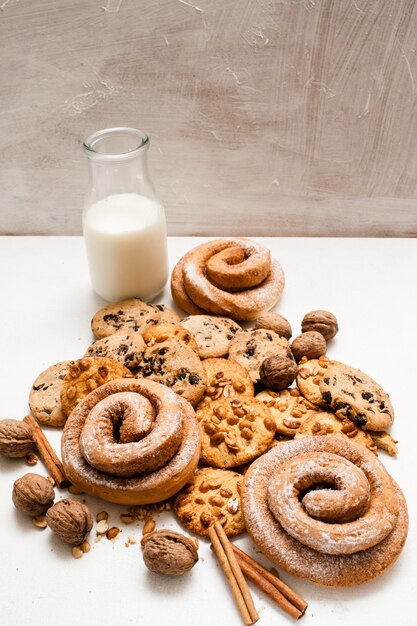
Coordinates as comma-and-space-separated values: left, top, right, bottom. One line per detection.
135, 341, 206, 406
91, 298, 161, 339
180, 315, 241, 359
296, 356, 335, 407
173, 467, 245, 537
29, 361, 75, 427
318, 363, 395, 431
84, 330, 145, 370
60, 357, 132, 416
196, 397, 276, 468
228, 329, 290, 383
149, 303, 181, 325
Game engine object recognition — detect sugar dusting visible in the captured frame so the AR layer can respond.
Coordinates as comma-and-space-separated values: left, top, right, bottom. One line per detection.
242, 436, 408, 586
61, 379, 201, 504
181, 239, 284, 319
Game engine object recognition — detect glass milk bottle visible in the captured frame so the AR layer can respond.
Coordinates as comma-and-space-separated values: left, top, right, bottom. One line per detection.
82, 127, 169, 302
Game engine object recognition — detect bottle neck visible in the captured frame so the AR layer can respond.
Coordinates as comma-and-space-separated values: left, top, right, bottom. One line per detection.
87, 152, 156, 201
83, 127, 156, 204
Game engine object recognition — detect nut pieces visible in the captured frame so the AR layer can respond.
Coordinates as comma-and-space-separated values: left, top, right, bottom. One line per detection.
259, 356, 298, 390
0, 419, 33, 458
141, 529, 199, 576
46, 498, 93, 545
255, 312, 292, 340
12, 473, 55, 516
291, 331, 327, 363
301, 310, 338, 341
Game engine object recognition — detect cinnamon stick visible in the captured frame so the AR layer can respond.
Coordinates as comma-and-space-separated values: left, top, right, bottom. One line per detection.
208, 526, 257, 626
232, 545, 308, 618
214, 523, 259, 624
23, 415, 68, 488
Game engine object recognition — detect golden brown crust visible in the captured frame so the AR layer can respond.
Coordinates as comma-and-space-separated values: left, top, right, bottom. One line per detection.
171, 239, 285, 321
197, 358, 254, 409
141, 322, 199, 356
61, 378, 201, 505
294, 411, 378, 455
173, 467, 245, 537
242, 436, 408, 586
196, 396, 275, 468
255, 388, 316, 437
60, 357, 132, 417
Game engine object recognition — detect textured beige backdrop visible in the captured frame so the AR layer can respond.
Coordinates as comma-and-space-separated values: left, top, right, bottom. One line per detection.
1, 0, 417, 236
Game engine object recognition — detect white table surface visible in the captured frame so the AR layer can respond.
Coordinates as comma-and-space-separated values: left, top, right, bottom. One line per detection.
0, 236, 416, 626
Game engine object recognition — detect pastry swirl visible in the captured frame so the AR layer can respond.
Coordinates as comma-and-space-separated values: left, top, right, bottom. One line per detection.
171, 239, 285, 321
242, 436, 408, 586
62, 379, 201, 505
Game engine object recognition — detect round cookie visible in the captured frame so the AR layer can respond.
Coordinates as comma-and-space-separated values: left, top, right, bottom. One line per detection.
196, 396, 276, 468
180, 315, 241, 359
228, 329, 291, 383
256, 388, 318, 437
149, 303, 181, 325
29, 360, 75, 427
84, 330, 145, 370
173, 467, 245, 537
296, 356, 335, 407
61, 357, 132, 417
91, 298, 161, 339
319, 362, 395, 431
135, 341, 206, 407
141, 322, 199, 355
198, 358, 254, 409
294, 411, 377, 455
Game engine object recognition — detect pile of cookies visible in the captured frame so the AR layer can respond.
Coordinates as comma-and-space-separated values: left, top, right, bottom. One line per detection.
24, 293, 398, 544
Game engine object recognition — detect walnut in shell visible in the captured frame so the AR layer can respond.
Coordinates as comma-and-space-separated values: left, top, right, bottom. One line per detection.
46, 499, 93, 545
255, 312, 292, 340
291, 331, 327, 363
12, 473, 55, 516
141, 529, 199, 576
259, 355, 298, 390
0, 419, 33, 458
301, 310, 338, 341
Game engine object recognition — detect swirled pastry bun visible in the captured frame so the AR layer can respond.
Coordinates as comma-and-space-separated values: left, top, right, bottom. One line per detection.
171, 239, 284, 321
61, 378, 201, 505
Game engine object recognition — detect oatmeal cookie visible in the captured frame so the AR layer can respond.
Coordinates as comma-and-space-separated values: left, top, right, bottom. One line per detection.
179, 315, 241, 359
60, 357, 131, 416
29, 361, 75, 427
84, 330, 145, 370
135, 341, 206, 406
173, 467, 245, 537
141, 323, 199, 355
294, 410, 377, 455
196, 397, 276, 468
228, 329, 290, 383
91, 298, 160, 339
255, 388, 317, 437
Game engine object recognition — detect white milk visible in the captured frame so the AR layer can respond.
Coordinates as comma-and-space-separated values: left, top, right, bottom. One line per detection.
83, 193, 169, 302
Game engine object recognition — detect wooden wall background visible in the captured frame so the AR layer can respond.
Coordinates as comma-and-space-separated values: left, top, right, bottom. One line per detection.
1, 0, 417, 237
